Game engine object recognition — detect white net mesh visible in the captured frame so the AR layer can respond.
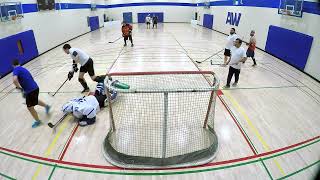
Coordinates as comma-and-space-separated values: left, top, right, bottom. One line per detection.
103, 71, 219, 168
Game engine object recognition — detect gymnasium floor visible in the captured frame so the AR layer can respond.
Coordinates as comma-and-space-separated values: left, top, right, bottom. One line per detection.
0, 23, 319, 179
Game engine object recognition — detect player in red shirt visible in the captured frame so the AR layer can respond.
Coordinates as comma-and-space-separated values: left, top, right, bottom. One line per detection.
246, 30, 257, 66
121, 22, 134, 47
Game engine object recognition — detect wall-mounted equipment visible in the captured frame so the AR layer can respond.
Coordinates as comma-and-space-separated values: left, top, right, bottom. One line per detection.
0, 2, 23, 22
278, 0, 304, 17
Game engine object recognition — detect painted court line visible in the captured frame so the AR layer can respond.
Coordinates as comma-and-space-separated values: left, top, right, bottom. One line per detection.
0, 136, 318, 172
223, 90, 286, 176
58, 124, 79, 160
218, 94, 273, 179
31, 115, 72, 180
0, 172, 16, 180
0, 138, 318, 176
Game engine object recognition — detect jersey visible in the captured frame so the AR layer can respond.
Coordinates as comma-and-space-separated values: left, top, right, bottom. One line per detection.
13, 66, 38, 94
225, 34, 238, 50
248, 36, 256, 51
229, 46, 246, 69
69, 48, 90, 66
146, 16, 151, 23
152, 16, 158, 23
62, 95, 99, 119
122, 24, 132, 37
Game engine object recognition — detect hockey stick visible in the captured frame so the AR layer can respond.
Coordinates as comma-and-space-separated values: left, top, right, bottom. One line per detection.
108, 37, 122, 43
48, 78, 68, 97
196, 49, 224, 64
48, 113, 69, 129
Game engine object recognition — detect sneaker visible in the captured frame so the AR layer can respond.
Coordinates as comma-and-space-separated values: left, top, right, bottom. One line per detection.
232, 82, 238, 87
223, 85, 230, 89
124, 44, 127, 47
81, 88, 90, 93
252, 64, 257, 67
79, 120, 88, 127
131, 44, 134, 47
32, 120, 41, 128
45, 105, 51, 115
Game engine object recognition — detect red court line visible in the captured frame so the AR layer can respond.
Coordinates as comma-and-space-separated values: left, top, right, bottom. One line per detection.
59, 124, 79, 160
218, 94, 257, 155
0, 135, 318, 171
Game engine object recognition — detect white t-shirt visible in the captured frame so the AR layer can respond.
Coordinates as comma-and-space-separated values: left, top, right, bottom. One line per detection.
62, 95, 99, 119
146, 16, 151, 23
229, 46, 246, 69
69, 48, 90, 66
225, 34, 239, 50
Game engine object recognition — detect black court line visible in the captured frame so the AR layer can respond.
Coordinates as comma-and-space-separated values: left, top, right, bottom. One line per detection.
264, 63, 320, 96
107, 46, 125, 73
259, 64, 320, 105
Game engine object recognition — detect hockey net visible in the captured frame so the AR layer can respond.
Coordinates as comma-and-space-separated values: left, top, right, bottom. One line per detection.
103, 71, 219, 168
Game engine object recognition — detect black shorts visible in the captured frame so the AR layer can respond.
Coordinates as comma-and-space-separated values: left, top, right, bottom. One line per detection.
246, 49, 255, 57
26, 88, 39, 107
80, 58, 95, 76
224, 49, 231, 57
124, 35, 132, 41
146, 22, 150, 25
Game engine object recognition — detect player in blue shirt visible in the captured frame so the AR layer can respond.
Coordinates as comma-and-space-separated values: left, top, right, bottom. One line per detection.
12, 60, 50, 128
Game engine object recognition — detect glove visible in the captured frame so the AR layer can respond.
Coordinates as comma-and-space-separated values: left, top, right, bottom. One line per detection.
68, 71, 74, 81
73, 64, 78, 72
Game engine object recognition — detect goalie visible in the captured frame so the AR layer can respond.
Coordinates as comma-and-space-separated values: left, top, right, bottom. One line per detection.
61, 80, 118, 127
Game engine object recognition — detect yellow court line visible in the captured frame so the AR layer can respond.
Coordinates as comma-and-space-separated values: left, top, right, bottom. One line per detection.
32, 115, 72, 180
223, 90, 286, 176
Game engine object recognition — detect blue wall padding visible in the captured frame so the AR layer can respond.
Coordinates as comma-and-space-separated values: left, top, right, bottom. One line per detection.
203, 14, 213, 29
265, 25, 313, 71
59, 3, 91, 10
137, 12, 164, 23
89, 16, 99, 31
0, 30, 39, 78
123, 12, 133, 23
22, 4, 38, 13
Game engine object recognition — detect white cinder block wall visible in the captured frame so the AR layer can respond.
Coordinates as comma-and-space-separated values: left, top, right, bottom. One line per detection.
104, 0, 196, 23
0, 0, 105, 54
195, 0, 320, 80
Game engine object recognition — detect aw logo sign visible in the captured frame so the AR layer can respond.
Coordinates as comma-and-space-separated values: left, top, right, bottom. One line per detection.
226, 12, 242, 26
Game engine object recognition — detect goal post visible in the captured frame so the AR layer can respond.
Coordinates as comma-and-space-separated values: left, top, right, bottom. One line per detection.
103, 71, 220, 168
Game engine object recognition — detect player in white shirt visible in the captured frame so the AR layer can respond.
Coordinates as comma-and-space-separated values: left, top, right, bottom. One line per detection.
223, 28, 238, 66
145, 14, 151, 29
63, 44, 105, 93
223, 38, 247, 88
62, 95, 99, 126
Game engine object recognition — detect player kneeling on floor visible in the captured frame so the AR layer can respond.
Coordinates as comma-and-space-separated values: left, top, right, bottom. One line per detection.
62, 95, 99, 127
61, 82, 118, 127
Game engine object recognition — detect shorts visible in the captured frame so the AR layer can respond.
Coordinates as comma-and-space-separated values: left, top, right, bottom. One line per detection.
146, 22, 150, 25
246, 49, 255, 57
224, 49, 231, 57
80, 58, 95, 76
124, 35, 132, 41
26, 88, 39, 107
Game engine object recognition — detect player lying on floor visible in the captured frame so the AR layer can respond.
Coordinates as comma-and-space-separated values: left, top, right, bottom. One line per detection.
61, 81, 118, 127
